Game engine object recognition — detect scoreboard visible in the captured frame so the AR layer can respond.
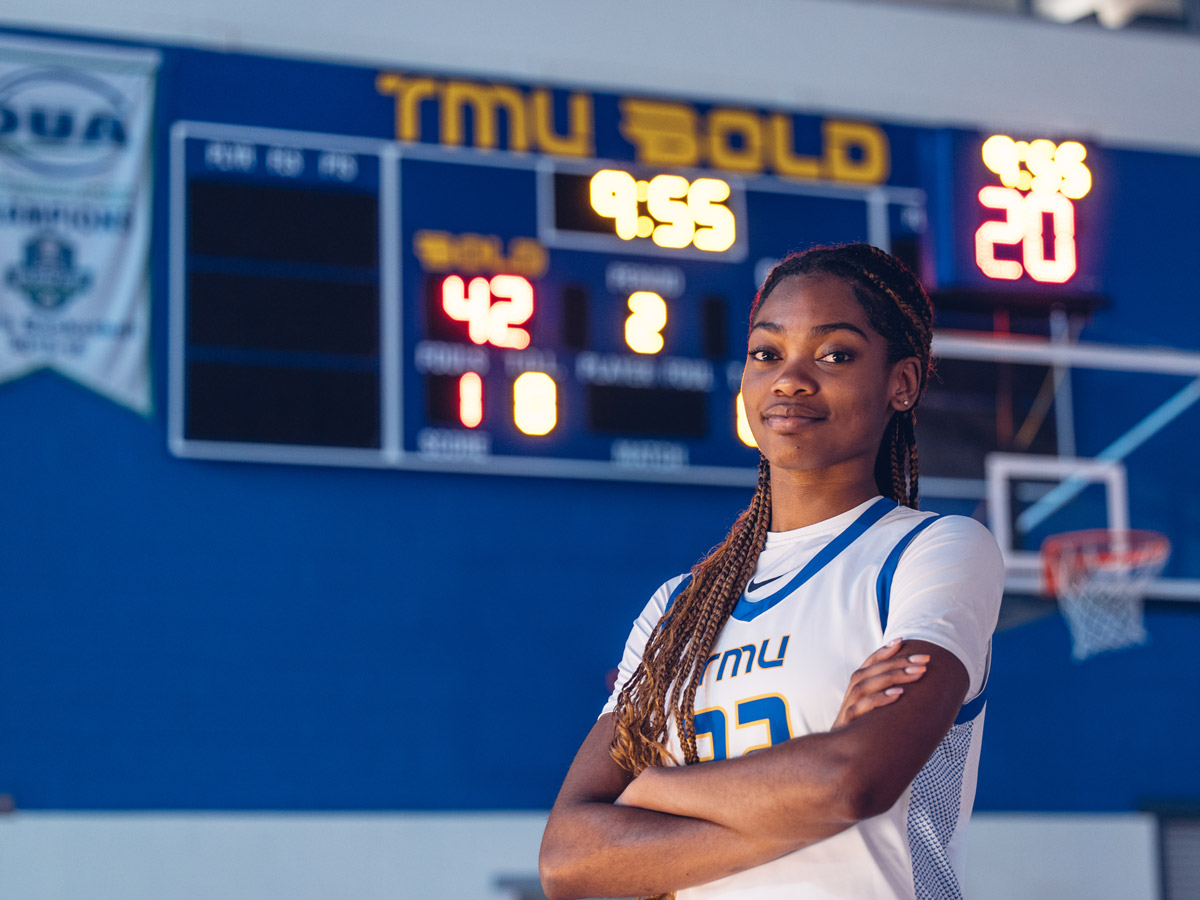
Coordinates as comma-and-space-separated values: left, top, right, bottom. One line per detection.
167, 63, 1105, 484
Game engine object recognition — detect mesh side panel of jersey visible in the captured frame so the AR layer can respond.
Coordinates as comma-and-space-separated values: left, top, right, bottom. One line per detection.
907, 720, 974, 900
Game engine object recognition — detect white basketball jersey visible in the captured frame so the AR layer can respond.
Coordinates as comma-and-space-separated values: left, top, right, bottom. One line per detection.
603, 496, 1004, 900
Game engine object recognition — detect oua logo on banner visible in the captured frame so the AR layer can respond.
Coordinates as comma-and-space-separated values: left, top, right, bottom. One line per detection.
0, 35, 158, 414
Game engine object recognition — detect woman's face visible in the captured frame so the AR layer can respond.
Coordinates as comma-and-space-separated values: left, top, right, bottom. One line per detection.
741, 274, 916, 480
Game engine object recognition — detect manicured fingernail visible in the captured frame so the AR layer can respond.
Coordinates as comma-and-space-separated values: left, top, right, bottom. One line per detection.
905, 666, 926, 674
885, 687, 904, 696
886, 638, 902, 647
908, 654, 930, 663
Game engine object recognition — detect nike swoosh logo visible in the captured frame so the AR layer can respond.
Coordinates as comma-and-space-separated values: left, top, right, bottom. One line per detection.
747, 573, 786, 593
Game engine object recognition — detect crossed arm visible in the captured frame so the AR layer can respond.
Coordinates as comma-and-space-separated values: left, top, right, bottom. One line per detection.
538, 639, 969, 900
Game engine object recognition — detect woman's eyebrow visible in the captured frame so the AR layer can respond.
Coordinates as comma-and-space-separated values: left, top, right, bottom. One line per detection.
748, 319, 784, 334
811, 321, 869, 339
749, 320, 870, 340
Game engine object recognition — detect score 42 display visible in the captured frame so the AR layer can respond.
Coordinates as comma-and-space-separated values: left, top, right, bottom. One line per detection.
169, 66, 1101, 484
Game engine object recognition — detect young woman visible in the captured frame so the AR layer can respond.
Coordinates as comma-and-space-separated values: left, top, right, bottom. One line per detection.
539, 244, 1004, 900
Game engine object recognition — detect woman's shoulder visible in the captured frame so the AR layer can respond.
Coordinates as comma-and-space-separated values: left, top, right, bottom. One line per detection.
892, 509, 1005, 578
888, 505, 1001, 547
624, 571, 692, 625
925, 511, 1002, 548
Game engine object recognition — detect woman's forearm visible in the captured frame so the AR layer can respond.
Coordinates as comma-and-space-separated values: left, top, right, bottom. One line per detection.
615, 730, 859, 842
540, 797, 799, 900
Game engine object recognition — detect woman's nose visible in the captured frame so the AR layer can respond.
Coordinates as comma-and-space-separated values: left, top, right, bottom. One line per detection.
772, 357, 818, 395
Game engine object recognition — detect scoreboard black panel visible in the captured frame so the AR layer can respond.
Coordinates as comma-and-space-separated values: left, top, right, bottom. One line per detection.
167, 67, 1107, 484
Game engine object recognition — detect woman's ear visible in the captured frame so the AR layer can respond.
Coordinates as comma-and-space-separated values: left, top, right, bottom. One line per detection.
889, 357, 921, 411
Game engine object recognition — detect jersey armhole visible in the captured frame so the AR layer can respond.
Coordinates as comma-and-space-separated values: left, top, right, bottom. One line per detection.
955, 639, 991, 725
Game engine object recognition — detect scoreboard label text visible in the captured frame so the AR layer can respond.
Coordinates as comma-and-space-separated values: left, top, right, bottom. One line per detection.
375, 72, 890, 186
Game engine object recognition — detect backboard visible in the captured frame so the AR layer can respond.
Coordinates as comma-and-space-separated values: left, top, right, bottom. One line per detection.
920, 318, 1200, 615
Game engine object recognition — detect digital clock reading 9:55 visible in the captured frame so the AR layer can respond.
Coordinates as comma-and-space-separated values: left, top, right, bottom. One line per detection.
553, 168, 739, 254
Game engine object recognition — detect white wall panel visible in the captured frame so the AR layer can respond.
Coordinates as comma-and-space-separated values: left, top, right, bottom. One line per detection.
0, 811, 1161, 900
967, 813, 1161, 900
2, 0, 1199, 153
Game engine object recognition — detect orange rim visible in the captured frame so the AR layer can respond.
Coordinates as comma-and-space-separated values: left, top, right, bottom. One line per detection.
1041, 529, 1170, 600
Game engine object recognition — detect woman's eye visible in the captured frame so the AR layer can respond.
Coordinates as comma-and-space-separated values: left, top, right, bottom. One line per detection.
820, 349, 853, 363
748, 347, 778, 362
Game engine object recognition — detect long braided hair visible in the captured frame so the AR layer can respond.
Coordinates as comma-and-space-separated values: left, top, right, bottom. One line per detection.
610, 244, 935, 780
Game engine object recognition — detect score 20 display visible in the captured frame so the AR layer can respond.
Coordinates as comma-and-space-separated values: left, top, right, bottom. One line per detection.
169, 64, 1104, 485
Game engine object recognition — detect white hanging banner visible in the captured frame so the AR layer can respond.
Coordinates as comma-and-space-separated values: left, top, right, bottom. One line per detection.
0, 36, 159, 414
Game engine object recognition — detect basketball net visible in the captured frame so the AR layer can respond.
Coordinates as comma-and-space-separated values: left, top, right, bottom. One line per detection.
1042, 529, 1170, 661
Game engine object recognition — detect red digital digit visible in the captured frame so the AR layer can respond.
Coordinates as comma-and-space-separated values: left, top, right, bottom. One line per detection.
975, 186, 1024, 281
458, 372, 483, 428
441, 275, 493, 344
1021, 191, 1076, 284
487, 275, 533, 350
440, 274, 533, 350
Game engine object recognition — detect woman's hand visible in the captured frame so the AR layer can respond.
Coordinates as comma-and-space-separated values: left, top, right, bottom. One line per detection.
833, 639, 929, 729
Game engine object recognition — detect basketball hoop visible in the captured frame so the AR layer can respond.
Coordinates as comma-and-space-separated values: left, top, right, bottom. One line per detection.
1042, 529, 1170, 661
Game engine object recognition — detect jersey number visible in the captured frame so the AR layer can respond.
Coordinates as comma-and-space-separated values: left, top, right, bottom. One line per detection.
693, 694, 792, 762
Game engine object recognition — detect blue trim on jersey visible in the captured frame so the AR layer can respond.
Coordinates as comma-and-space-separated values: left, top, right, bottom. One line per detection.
875, 514, 942, 631
731, 497, 897, 623
954, 689, 987, 725
663, 574, 693, 614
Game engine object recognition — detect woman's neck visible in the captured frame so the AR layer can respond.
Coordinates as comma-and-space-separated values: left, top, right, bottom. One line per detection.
767, 465, 881, 531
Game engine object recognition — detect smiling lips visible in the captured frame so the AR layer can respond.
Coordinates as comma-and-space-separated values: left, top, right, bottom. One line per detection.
762, 403, 827, 431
